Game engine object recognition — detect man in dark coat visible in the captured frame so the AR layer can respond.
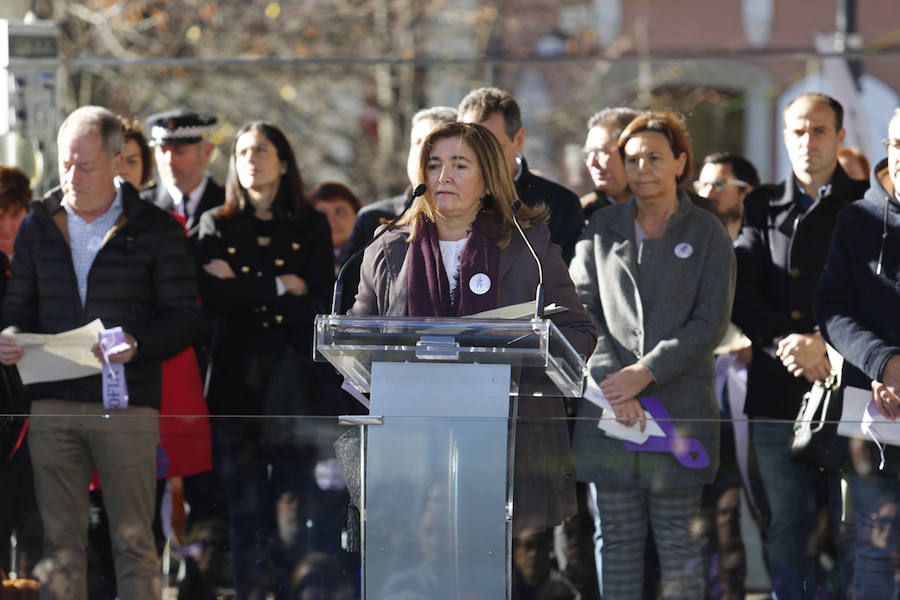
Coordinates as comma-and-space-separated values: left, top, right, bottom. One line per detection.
141, 108, 224, 243
732, 92, 868, 599
815, 108, 900, 599
458, 87, 583, 263
0, 106, 199, 600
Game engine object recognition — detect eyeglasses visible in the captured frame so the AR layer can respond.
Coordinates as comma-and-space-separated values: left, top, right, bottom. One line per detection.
883, 138, 900, 152
692, 178, 750, 193
582, 145, 618, 160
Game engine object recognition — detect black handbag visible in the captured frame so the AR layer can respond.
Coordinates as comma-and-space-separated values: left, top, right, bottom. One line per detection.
790, 372, 843, 469
0, 364, 29, 463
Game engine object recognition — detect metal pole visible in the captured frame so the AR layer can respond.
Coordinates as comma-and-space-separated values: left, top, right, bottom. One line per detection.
837, 0, 862, 88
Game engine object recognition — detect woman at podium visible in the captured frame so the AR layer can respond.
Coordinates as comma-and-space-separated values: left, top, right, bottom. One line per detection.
569, 110, 736, 598
350, 121, 597, 536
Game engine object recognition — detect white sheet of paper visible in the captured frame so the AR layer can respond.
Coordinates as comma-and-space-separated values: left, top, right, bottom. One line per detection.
582, 380, 665, 443
838, 385, 900, 446
2, 319, 105, 385
465, 301, 567, 320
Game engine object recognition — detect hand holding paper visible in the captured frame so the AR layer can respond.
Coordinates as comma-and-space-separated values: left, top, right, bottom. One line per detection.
1, 320, 107, 384
583, 380, 665, 444
0, 331, 25, 366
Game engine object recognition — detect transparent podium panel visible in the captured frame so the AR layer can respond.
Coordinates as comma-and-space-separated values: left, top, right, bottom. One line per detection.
364, 362, 511, 599
2, 409, 844, 599
314, 315, 585, 398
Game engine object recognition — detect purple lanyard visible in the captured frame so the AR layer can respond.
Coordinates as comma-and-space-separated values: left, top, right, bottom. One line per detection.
622, 396, 710, 469
99, 327, 130, 410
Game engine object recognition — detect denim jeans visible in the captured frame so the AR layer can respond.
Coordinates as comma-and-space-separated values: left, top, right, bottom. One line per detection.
848, 473, 900, 599
752, 421, 850, 599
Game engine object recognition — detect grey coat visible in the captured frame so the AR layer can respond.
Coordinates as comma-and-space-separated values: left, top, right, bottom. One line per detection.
569, 190, 735, 488
350, 222, 597, 531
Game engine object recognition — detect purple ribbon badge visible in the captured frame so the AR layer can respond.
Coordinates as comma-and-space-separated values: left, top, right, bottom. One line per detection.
623, 396, 710, 469
99, 326, 130, 410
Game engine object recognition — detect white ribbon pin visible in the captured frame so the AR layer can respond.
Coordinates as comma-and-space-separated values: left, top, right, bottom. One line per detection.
469, 273, 491, 295
674, 242, 693, 259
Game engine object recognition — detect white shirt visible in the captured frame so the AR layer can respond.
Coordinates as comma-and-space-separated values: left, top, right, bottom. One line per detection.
166, 174, 209, 218
439, 238, 467, 303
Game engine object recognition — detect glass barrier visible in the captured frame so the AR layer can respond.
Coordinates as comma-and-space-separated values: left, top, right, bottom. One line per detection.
2, 408, 894, 599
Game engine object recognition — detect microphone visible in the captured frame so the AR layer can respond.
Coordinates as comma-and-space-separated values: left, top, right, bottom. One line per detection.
331, 184, 427, 314
511, 199, 545, 320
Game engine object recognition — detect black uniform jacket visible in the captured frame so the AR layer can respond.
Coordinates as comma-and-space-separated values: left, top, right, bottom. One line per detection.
142, 177, 225, 243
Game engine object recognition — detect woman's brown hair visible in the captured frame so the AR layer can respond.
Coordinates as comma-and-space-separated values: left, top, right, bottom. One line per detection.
618, 110, 694, 184
117, 114, 154, 186
396, 121, 547, 247
0, 165, 31, 213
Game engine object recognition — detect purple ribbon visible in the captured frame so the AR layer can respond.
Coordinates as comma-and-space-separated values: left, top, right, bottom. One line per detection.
157, 445, 169, 478
99, 327, 130, 410
622, 396, 710, 469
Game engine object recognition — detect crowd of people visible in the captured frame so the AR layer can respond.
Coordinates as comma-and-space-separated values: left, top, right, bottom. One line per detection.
0, 86, 898, 600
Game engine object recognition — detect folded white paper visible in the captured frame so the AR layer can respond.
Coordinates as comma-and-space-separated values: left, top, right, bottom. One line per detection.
838, 385, 900, 447
2, 319, 105, 385
466, 301, 567, 320
582, 380, 665, 444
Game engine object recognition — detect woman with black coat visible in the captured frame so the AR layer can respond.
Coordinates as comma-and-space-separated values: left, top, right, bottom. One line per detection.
197, 122, 336, 598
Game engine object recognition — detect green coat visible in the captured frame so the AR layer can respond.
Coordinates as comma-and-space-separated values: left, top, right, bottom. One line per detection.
570, 189, 735, 489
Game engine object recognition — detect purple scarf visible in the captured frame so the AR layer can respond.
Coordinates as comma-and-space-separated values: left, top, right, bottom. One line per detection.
407, 213, 499, 317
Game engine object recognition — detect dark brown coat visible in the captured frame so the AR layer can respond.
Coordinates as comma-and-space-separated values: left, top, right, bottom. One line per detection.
350, 222, 597, 532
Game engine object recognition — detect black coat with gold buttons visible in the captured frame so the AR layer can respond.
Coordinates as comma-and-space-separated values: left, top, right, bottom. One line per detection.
196, 205, 334, 415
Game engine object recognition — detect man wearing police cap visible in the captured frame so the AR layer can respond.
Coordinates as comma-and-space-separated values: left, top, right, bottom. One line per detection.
142, 109, 226, 533
142, 108, 224, 241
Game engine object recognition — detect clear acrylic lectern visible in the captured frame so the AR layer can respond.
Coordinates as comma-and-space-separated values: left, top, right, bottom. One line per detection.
314, 314, 585, 600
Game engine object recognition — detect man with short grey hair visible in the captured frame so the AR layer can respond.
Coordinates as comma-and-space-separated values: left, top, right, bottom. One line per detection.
0, 105, 199, 600
581, 107, 640, 221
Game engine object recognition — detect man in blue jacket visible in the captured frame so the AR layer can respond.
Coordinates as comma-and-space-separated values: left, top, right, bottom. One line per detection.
0, 106, 199, 600
732, 92, 868, 599
815, 108, 900, 599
